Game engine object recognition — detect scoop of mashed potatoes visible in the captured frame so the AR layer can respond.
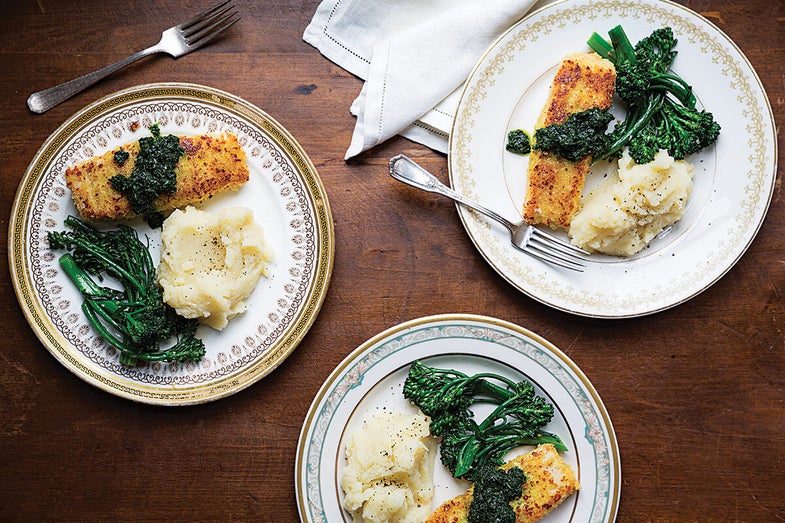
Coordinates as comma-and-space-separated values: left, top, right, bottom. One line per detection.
341, 409, 437, 523
568, 149, 694, 256
157, 205, 272, 330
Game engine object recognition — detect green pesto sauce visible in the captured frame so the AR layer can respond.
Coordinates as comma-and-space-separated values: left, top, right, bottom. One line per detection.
467, 465, 526, 523
110, 124, 184, 228
113, 148, 130, 167
505, 129, 531, 155
532, 107, 613, 162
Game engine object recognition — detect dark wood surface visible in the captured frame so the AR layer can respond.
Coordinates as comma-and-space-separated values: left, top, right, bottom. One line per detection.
1, 1, 783, 521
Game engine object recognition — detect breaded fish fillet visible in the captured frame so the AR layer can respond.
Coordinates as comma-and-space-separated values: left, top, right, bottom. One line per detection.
65, 132, 249, 220
426, 444, 580, 523
523, 52, 616, 229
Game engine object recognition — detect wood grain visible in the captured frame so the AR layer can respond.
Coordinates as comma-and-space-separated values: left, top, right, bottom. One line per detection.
0, 0, 783, 521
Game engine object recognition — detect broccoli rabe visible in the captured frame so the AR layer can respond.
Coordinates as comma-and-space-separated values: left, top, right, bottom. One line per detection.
588, 25, 720, 164
48, 216, 205, 366
403, 361, 565, 479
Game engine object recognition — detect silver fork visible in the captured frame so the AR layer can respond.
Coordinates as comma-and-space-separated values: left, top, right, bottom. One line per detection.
27, 1, 239, 114
389, 155, 589, 272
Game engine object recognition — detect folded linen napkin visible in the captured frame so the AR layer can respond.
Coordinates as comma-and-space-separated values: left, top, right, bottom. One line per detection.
303, 0, 543, 159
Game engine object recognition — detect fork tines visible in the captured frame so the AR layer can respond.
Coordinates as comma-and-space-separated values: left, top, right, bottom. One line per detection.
527, 228, 589, 272
180, 1, 240, 46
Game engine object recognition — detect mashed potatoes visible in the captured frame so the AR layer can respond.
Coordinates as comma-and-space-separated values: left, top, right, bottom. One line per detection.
341, 409, 437, 523
568, 149, 694, 256
157, 205, 272, 330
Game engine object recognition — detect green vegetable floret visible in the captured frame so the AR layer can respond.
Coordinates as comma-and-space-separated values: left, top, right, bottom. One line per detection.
110, 123, 184, 228
467, 465, 526, 523
403, 361, 566, 480
628, 101, 721, 164
588, 25, 720, 164
532, 107, 614, 162
48, 215, 206, 366
505, 129, 531, 155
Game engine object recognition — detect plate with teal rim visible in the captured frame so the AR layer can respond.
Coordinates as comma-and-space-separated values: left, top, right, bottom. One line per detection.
449, 0, 777, 318
9, 82, 334, 405
295, 314, 620, 522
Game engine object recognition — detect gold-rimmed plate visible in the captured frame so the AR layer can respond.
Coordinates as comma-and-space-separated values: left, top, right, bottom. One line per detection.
296, 314, 620, 522
449, 0, 777, 318
9, 83, 334, 405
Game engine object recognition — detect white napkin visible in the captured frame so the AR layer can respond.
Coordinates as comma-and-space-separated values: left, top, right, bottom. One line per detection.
303, 0, 541, 159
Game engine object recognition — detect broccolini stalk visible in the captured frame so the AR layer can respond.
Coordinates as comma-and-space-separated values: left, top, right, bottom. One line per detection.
403, 360, 566, 480
588, 25, 720, 164
48, 216, 205, 366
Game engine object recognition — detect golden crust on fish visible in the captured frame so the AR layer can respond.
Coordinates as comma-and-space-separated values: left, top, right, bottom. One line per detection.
65, 132, 249, 220
426, 444, 580, 523
523, 52, 616, 229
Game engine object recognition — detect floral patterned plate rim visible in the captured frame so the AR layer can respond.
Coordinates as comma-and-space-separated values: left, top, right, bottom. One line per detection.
295, 314, 620, 522
9, 82, 334, 406
449, 0, 777, 318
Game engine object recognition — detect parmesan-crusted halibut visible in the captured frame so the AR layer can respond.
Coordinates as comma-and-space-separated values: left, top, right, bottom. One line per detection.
426, 444, 580, 523
523, 52, 616, 229
65, 132, 249, 221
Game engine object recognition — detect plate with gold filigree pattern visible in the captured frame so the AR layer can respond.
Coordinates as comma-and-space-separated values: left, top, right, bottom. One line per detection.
296, 314, 620, 522
449, 0, 776, 318
9, 83, 334, 405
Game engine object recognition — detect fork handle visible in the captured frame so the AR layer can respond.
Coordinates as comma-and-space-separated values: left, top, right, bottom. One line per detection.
389, 154, 515, 230
27, 44, 162, 114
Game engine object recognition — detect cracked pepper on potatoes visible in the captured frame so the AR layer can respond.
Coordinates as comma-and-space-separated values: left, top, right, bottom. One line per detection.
568, 149, 694, 256
341, 409, 438, 523
157, 206, 273, 330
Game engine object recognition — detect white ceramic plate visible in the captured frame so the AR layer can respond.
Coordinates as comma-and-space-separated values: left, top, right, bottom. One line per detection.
449, 0, 777, 318
9, 83, 334, 405
296, 314, 620, 522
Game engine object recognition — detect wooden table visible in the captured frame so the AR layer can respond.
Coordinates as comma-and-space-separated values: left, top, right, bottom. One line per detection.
1, 1, 782, 521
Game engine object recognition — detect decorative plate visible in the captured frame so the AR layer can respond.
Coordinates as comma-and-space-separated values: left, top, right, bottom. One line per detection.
9, 83, 334, 405
449, 0, 777, 318
296, 314, 620, 522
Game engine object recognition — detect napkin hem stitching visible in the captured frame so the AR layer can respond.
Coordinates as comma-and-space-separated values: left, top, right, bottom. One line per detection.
378, 43, 392, 137
412, 120, 449, 139
432, 107, 454, 119
318, 0, 372, 66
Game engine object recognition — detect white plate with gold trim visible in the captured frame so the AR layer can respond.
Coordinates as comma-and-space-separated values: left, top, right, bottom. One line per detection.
449, 0, 776, 318
296, 314, 620, 522
9, 83, 334, 405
